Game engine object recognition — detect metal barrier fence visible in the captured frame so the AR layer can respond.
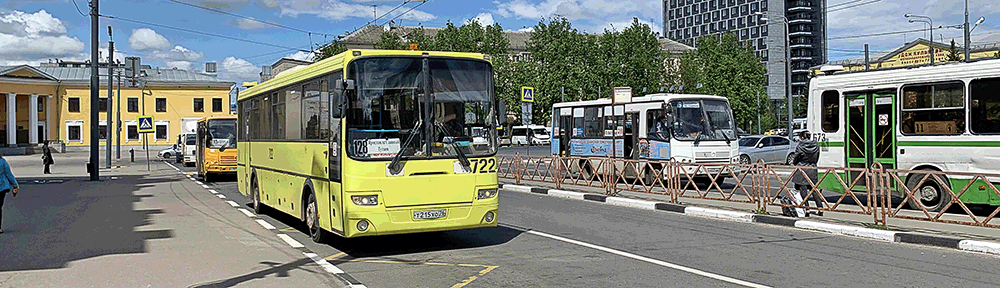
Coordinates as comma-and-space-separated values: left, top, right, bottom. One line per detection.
498, 154, 1000, 229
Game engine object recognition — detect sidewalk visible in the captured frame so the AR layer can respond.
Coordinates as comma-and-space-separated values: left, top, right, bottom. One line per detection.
0, 157, 345, 287
505, 179, 1000, 243
2, 151, 161, 178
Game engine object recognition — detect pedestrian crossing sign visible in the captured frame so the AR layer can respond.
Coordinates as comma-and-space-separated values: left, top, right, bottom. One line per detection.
137, 115, 155, 133
521, 86, 533, 102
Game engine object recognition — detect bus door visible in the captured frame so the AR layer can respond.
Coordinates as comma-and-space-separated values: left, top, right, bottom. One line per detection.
845, 91, 897, 190
625, 112, 639, 159
326, 78, 345, 234
559, 114, 572, 156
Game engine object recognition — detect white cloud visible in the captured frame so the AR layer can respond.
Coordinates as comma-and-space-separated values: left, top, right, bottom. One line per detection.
284, 50, 314, 61
595, 18, 655, 34
217, 56, 260, 83
0, 10, 85, 64
129, 28, 172, 51
99, 46, 128, 64
269, 0, 436, 22
517, 27, 535, 32
494, 0, 659, 22
149, 45, 205, 71
466, 13, 496, 27
232, 18, 273, 30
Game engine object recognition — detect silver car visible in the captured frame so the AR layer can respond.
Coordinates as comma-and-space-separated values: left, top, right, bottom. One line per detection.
738, 135, 798, 165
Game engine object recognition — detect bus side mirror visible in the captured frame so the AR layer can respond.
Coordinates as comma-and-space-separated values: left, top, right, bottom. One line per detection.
497, 102, 507, 124
332, 79, 354, 118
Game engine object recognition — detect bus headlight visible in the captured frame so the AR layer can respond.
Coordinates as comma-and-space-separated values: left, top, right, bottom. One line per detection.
477, 189, 498, 199
351, 195, 378, 206
357, 219, 370, 231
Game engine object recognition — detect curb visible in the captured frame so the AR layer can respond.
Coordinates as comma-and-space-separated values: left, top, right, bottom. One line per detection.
500, 183, 1000, 257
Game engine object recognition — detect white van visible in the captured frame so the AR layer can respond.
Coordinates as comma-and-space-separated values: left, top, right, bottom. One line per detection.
181, 133, 197, 166
511, 125, 551, 145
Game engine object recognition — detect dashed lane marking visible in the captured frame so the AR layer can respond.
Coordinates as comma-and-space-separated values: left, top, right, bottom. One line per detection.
226, 200, 240, 207
209, 189, 219, 194
237, 208, 256, 218
217, 194, 227, 199
201, 185, 211, 189
500, 224, 771, 288
255, 219, 276, 230
277, 234, 305, 248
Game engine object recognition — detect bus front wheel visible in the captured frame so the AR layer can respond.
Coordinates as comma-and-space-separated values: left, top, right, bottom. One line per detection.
306, 193, 331, 243
905, 171, 952, 212
251, 176, 265, 214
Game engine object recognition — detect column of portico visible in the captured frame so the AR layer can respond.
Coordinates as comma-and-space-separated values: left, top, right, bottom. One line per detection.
6, 93, 15, 147
29, 94, 39, 144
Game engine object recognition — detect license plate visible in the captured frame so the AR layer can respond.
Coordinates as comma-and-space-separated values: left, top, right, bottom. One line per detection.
413, 210, 446, 219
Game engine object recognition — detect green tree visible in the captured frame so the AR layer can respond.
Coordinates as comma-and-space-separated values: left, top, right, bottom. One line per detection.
312, 41, 347, 62
401, 26, 438, 51
679, 33, 772, 130
374, 31, 405, 50
947, 39, 963, 62
525, 17, 603, 125
598, 18, 666, 94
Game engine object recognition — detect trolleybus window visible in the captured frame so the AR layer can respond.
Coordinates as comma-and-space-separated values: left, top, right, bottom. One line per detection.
901, 82, 965, 135
821, 90, 839, 132
970, 78, 1000, 134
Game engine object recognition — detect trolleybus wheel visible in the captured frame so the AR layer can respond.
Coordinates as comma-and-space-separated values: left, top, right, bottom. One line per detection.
906, 171, 952, 212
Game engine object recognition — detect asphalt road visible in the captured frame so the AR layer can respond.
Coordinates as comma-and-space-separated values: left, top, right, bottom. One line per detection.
178, 159, 1000, 288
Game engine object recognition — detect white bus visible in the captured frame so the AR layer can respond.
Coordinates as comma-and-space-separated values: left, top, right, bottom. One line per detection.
552, 94, 739, 184
807, 59, 1000, 211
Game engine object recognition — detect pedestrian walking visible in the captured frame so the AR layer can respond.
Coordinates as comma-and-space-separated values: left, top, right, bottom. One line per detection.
0, 153, 20, 234
42, 141, 54, 174
790, 131, 824, 216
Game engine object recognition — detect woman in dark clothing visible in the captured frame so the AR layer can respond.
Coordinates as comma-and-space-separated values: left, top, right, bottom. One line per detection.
42, 141, 54, 174
791, 131, 824, 216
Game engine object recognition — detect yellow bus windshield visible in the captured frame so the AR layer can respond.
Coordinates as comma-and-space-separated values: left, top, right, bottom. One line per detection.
346, 57, 497, 160
206, 118, 237, 149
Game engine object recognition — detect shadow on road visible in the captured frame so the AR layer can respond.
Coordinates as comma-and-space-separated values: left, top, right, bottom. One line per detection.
184, 258, 330, 288
0, 175, 176, 272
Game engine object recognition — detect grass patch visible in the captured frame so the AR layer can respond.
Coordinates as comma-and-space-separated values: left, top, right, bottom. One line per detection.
753, 208, 769, 215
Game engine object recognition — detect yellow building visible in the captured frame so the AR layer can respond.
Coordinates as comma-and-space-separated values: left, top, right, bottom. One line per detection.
0, 64, 234, 153
811, 38, 1000, 75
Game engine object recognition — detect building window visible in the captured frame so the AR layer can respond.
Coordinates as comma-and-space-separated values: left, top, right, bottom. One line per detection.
67, 122, 82, 142
155, 122, 168, 140
127, 123, 139, 140
751, 2, 758, 12
99, 123, 108, 140
128, 98, 139, 112
212, 98, 223, 112
194, 98, 204, 112
156, 98, 167, 112
37, 97, 44, 112
722, 9, 729, 19
971, 78, 1000, 134
68, 97, 80, 112
901, 82, 966, 135
98, 97, 108, 112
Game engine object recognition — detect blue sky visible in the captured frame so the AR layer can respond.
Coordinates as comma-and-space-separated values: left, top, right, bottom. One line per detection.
2, 0, 998, 84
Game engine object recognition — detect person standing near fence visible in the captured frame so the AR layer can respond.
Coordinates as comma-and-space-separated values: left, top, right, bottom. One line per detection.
791, 131, 824, 216
42, 141, 54, 174
0, 153, 20, 234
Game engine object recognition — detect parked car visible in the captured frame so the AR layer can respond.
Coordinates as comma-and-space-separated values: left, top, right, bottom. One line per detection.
738, 135, 798, 165
158, 145, 180, 159
511, 125, 551, 145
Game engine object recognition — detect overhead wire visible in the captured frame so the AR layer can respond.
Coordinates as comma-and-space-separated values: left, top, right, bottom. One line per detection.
828, 0, 882, 13
162, 0, 330, 37
71, 0, 88, 17
99, 14, 304, 51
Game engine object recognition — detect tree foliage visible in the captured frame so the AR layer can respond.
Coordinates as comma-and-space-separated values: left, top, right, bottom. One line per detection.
374, 31, 405, 50
678, 33, 775, 131
312, 41, 347, 62
947, 39, 963, 62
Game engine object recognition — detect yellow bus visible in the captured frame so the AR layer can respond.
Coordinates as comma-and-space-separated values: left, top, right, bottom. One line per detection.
236, 49, 503, 241
196, 115, 238, 182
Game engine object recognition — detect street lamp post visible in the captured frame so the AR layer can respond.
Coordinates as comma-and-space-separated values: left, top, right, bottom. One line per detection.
757, 12, 793, 140
906, 14, 934, 64
941, 15, 985, 62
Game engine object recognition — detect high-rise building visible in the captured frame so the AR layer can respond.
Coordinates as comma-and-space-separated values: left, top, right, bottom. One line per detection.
663, 0, 827, 100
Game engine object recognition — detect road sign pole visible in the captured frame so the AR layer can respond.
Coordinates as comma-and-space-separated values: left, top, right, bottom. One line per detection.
521, 87, 534, 156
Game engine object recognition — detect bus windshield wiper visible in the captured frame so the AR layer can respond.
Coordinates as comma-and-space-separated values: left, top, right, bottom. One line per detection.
389, 120, 422, 175
720, 130, 731, 145
693, 131, 705, 145
437, 123, 471, 168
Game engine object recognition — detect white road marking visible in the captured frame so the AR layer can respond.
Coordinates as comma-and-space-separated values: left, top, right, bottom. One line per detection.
209, 189, 219, 194
217, 194, 227, 199
277, 234, 304, 248
195, 181, 203, 185
201, 184, 211, 189
508, 225, 771, 288
304, 252, 345, 273
255, 219, 276, 230
226, 200, 240, 207
238, 208, 256, 218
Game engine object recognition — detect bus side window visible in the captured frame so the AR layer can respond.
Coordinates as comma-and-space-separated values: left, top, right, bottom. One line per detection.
821, 90, 839, 132
646, 109, 664, 139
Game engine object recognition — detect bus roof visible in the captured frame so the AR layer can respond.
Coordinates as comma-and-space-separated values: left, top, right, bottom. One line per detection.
238, 49, 489, 101
809, 58, 1000, 91
552, 93, 728, 108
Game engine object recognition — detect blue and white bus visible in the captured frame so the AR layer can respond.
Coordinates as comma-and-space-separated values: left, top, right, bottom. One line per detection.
551, 93, 740, 184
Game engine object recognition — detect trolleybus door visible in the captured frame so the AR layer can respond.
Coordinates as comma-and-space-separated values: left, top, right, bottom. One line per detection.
844, 91, 897, 190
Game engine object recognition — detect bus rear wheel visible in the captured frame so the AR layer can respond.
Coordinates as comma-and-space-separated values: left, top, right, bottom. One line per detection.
306, 193, 330, 243
905, 171, 952, 212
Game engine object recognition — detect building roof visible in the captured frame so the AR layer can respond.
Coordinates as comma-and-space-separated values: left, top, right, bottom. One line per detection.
658, 37, 694, 53
827, 37, 1000, 66
0, 64, 233, 87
